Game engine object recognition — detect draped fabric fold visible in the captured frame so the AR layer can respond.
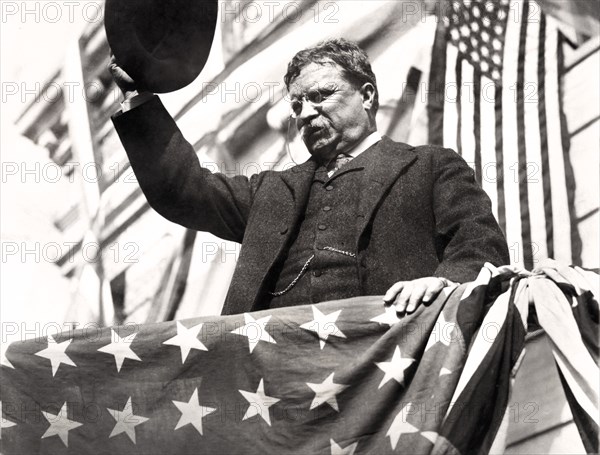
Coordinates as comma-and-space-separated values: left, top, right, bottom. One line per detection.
528, 260, 599, 454
1, 262, 597, 454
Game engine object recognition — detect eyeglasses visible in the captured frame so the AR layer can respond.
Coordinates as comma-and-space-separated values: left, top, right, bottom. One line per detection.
289, 84, 339, 119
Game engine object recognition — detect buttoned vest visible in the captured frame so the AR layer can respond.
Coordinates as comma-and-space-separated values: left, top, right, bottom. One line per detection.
267, 161, 366, 308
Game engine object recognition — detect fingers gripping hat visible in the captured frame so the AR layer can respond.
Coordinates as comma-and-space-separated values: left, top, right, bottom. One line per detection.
104, 0, 218, 93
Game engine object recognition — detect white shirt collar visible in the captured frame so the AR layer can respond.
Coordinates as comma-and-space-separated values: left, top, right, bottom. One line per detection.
347, 131, 382, 158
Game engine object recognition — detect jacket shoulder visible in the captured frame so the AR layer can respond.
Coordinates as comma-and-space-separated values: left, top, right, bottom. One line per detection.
411, 143, 460, 159
408, 143, 471, 170
381, 137, 466, 164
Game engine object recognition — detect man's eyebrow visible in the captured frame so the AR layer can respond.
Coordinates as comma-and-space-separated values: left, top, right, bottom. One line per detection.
319, 83, 338, 91
288, 83, 318, 99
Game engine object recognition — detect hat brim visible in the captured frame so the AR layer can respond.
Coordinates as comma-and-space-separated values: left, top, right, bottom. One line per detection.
105, 0, 218, 93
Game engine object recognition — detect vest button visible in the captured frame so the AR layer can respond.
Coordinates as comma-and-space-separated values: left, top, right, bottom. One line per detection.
279, 227, 288, 235
313, 270, 322, 277
323, 206, 332, 212
325, 185, 334, 191
318, 224, 327, 231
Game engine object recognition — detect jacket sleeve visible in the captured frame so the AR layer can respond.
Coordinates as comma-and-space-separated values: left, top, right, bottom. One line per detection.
111, 96, 261, 243
430, 147, 510, 282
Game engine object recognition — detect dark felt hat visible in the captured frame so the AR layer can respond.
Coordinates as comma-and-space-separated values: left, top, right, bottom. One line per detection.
104, 0, 218, 93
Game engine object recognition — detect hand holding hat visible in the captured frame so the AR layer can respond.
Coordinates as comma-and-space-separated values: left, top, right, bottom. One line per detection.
108, 55, 139, 99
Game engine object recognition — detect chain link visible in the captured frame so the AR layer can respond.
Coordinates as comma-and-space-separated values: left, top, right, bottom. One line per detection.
268, 254, 315, 296
322, 246, 356, 258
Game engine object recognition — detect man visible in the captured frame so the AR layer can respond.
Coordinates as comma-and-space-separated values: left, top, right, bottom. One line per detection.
110, 39, 509, 316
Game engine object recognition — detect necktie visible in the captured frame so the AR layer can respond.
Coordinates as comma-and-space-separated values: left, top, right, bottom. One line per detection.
327, 154, 353, 176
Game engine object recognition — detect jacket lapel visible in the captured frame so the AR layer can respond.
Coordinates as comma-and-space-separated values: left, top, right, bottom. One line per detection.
356, 137, 418, 239
279, 158, 318, 226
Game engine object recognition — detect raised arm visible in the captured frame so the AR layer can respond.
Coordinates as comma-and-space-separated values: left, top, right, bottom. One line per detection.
109, 58, 261, 243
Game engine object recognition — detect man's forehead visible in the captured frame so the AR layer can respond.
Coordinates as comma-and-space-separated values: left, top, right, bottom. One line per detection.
288, 62, 347, 95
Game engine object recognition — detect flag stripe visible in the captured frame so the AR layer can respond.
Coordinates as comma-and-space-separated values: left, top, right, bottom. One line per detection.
501, 0, 524, 266
516, 0, 534, 269
444, 45, 460, 152
460, 58, 478, 166
523, 10, 549, 263
480, 75, 499, 221
494, 84, 507, 235
557, 369, 600, 454
473, 71, 482, 183
537, 13, 555, 260
444, 287, 510, 420
440, 46, 461, 153
456, 56, 464, 156
552, 349, 600, 425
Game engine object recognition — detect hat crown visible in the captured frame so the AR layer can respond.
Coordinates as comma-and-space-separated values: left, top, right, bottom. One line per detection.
105, 0, 219, 93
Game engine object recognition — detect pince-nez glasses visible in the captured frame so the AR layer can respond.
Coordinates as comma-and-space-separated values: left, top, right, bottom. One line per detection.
289, 85, 338, 119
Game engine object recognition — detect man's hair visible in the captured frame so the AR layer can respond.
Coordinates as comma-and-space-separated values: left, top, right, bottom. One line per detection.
284, 38, 379, 114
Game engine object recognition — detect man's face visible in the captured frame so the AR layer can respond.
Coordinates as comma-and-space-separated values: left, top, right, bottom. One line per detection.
288, 62, 373, 162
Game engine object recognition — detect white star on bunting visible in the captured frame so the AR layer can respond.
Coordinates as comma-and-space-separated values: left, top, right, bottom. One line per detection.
387, 402, 420, 450
172, 387, 216, 435
163, 322, 208, 363
306, 372, 348, 412
375, 346, 415, 388
1, 401, 17, 439
239, 378, 280, 426
370, 305, 401, 326
98, 329, 141, 372
40, 402, 82, 447
424, 311, 457, 352
231, 313, 276, 354
107, 397, 149, 444
330, 437, 358, 454
300, 306, 346, 349
440, 367, 453, 377
34, 334, 76, 376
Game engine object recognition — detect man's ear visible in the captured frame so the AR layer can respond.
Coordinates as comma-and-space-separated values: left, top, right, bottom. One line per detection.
360, 83, 376, 110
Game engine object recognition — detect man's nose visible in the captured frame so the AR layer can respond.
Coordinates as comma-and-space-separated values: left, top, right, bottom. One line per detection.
296, 100, 319, 125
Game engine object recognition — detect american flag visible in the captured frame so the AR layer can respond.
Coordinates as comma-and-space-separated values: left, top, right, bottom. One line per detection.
426, 0, 582, 270
1, 265, 527, 454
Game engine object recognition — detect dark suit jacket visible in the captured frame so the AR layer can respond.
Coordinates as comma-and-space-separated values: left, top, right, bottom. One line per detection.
113, 96, 509, 315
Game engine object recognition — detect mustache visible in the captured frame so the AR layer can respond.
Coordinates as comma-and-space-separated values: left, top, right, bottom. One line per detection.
301, 121, 326, 137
